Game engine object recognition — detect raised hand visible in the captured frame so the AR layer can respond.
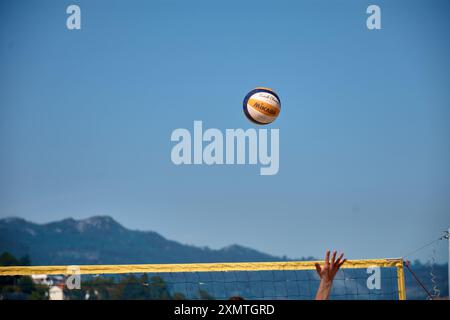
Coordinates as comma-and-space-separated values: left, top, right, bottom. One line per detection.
314, 250, 346, 300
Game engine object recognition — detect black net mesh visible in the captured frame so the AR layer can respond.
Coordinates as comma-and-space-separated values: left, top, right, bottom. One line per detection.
0, 267, 401, 300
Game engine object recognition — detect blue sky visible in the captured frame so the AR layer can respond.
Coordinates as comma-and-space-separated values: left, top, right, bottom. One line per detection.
1, 0, 449, 263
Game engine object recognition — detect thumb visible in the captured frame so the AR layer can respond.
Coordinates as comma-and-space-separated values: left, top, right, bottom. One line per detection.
315, 263, 322, 276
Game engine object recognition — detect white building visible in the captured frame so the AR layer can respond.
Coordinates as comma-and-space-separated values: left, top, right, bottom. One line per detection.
31, 274, 53, 286
49, 285, 64, 300
31, 274, 65, 300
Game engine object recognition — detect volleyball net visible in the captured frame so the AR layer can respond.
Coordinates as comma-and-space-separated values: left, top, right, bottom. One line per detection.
0, 258, 406, 300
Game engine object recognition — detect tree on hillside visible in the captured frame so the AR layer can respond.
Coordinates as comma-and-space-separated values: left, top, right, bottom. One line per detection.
0, 252, 47, 300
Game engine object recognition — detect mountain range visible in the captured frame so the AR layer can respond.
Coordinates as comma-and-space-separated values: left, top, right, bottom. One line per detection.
0, 215, 290, 265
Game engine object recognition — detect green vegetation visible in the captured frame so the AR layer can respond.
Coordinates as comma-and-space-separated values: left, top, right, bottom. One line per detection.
63, 274, 192, 300
0, 252, 48, 300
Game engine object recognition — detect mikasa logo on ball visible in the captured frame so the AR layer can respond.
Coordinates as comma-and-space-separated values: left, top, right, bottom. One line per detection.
170, 88, 281, 176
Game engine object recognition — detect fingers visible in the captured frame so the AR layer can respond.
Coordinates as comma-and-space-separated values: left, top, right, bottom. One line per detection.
324, 250, 330, 267
335, 253, 344, 266
315, 263, 322, 277
323, 250, 346, 271
338, 258, 347, 269
330, 250, 337, 269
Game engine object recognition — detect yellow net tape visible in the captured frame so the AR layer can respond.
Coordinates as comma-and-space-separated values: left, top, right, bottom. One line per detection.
0, 258, 402, 275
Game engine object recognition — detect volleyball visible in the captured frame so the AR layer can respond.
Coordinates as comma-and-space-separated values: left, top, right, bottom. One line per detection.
243, 87, 281, 125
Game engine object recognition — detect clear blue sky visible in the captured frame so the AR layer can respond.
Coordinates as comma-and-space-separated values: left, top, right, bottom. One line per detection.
1, 0, 449, 263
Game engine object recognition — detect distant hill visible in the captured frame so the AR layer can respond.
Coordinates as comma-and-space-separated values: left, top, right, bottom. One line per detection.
0, 216, 289, 265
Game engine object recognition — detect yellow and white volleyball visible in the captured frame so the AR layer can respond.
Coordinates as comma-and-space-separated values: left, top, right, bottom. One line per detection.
243, 87, 281, 125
